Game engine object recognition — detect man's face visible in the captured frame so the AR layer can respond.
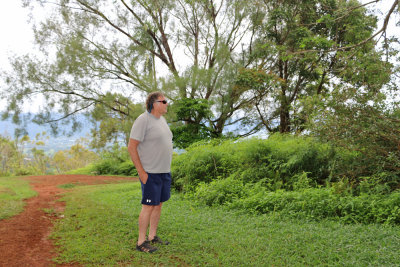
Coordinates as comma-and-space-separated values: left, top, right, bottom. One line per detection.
154, 96, 168, 115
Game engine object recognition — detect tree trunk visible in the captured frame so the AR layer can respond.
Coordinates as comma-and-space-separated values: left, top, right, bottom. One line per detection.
280, 99, 290, 133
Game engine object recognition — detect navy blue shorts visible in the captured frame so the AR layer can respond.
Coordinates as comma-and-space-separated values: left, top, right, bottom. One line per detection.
140, 173, 171, 205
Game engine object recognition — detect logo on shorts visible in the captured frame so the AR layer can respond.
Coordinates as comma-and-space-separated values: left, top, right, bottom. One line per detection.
146, 199, 152, 203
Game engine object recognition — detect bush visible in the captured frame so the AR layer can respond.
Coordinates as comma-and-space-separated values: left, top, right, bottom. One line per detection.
116, 161, 138, 176
172, 134, 339, 192
227, 187, 400, 225
172, 139, 241, 191
91, 159, 137, 176
89, 144, 137, 176
93, 159, 118, 175
192, 174, 245, 206
189, 175, 400, 225
228, 188, 339, 219
308, 100, 400, 187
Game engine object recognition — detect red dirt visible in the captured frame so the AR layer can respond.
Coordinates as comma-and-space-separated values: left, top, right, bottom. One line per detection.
0, 174, 138, 267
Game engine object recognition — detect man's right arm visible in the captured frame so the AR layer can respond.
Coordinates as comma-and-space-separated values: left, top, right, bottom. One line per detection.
128, 138, 148, 184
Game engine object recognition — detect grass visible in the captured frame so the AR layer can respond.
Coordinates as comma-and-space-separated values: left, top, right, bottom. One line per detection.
52, 182, 400, 266
58, 182, 85, 189
0, 176, 37, 220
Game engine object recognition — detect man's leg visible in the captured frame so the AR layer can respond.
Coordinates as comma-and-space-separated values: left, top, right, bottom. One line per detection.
138, 204, 155, 245
148, 203, 162, 240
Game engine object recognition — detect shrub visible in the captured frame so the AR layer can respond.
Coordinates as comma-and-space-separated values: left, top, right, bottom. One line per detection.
266, 134, 335, 185
308, 100, 400, 187
93, 159, 119, 175
116, 161, 138, 176
88, 144, 137, 176
172, 140, 241, 191
172, 134, 339, 192
227, 187, 400, 225
192, 174, 245, 206
91, 159, 137, 176
338, 192, 400, 225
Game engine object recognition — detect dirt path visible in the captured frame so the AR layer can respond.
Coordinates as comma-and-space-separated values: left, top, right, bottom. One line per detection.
0, 174, 138, 267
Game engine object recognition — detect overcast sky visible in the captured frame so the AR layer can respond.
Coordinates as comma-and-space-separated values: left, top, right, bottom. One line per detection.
0, 2, 33, 70
0, 1, 398, 113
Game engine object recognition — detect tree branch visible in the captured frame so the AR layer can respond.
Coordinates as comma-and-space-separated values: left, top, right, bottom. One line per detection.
44, 103, 94, 123
291, 0, 399, 55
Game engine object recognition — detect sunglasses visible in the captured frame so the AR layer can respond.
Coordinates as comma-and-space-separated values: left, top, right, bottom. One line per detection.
156, 100, 168, 104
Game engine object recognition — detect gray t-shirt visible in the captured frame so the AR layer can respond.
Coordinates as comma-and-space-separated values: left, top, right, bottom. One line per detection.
130, 112, 173, 173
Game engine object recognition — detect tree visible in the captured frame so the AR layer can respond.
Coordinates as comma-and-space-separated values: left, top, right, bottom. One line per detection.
52, 138, 99, 173
0, 136, 19, 176
236, 0, 394, 133
306, 88, 400, 189
0, 0, 398, 144
0, 133, 51, 176
170, 98, 214, 148
88, 92, 144, 149
1, 0, 259, 143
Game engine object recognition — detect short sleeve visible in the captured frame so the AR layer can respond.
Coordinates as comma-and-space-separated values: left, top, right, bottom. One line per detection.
130, 113, 147, 142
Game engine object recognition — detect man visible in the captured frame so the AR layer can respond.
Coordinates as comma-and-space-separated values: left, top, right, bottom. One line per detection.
128, 92, 173, 253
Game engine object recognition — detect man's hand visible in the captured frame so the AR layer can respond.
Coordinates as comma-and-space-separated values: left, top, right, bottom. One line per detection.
128, 138, 148, 184
138, 171, 149, 184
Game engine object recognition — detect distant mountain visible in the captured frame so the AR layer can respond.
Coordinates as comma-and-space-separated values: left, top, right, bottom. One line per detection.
0, 114, 92, 153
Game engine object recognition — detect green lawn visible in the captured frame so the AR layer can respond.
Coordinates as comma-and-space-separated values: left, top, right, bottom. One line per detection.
52, 182, 400, 266
0, 176, 37, 220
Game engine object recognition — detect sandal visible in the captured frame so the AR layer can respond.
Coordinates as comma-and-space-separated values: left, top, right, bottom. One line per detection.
150, 235, 170, 245
136, 240, 158, 253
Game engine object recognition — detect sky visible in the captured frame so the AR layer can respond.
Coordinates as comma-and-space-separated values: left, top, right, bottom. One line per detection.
0, 2, 34, 112
0, 2, 34, 70
0, 1, 398, 113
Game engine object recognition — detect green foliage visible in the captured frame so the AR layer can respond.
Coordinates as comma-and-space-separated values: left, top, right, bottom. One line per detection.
0, 133, 55, 176
191, 174, 245, 206
171, 123, 213, 149
53, 182, 400, 266
1, 133, 101, 176
172, 134, 337, 192
89, 93, 144, 149
52, 139, 99, 174
3, 0, 394, 141
174, 134, 400, 224
173, 98, 212, 123
358, 173, 393, 195
171, 138, 241, 191
65, 164, 95, 175
0, 135, 20, 176
92, 160, 137, 177
192, 180, 400, 225
90, 144, 137, 176
2, 0, 262, 139
170, 98, 214, 149
0, 176, 37, 220
307, 93, 400, 187
240, 0, 392, 134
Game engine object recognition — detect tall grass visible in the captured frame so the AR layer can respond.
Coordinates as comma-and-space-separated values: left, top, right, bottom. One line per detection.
0, 176, 37, 220
52, 182, 400, 266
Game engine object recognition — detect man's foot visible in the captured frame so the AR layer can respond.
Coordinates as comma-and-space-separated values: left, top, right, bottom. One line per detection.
136, 240, 158, 253
149, 235, 170, 245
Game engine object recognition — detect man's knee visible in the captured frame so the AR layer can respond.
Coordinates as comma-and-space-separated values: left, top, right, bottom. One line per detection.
154, 203, 162, 211
141, 204, 155, 214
